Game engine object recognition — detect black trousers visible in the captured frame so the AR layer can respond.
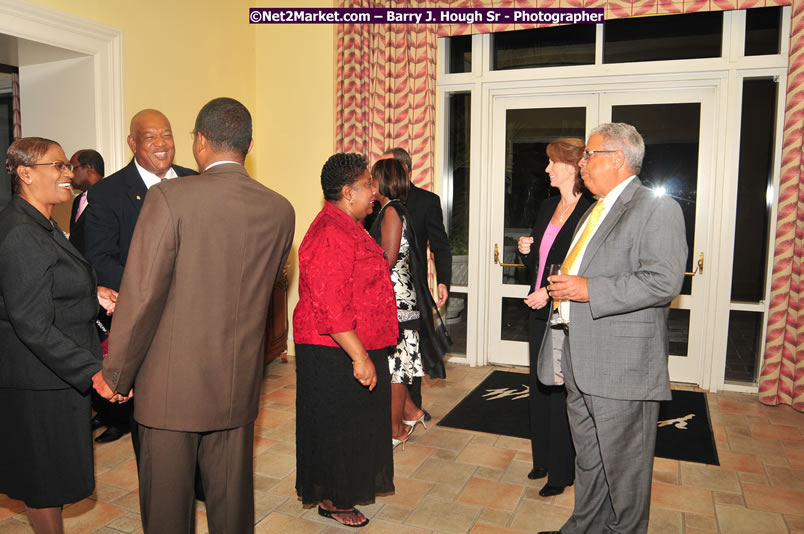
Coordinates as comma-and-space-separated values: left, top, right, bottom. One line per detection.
528, 318, 575, 487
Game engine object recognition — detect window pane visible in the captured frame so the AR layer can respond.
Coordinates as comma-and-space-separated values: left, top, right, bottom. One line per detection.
448, 35, 472, 73
725, 310, 764, 383
502, 107, 586, 285
745, 6, 782, 56
611, 103, 700, 296
444, 292, 468, 355
501, 297, 529, 342
447, 92, 471, 286
492, 25, 595, 70
731, 78, 776, 302
668, 308, 690, 356
604, 12, 723, 63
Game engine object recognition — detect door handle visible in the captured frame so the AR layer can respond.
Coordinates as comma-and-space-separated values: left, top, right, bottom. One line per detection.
685, 252, 704, 276
494, 243, 525, 268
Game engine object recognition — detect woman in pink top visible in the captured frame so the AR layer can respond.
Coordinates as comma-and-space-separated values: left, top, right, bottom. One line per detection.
517, 138, 593, 497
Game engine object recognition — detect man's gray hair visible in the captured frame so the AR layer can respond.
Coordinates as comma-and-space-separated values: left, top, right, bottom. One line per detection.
382, 147, 412, 174
590, 122, 645, 175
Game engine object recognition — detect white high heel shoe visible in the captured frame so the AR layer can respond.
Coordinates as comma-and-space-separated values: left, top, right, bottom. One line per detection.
402, 414, 428, 437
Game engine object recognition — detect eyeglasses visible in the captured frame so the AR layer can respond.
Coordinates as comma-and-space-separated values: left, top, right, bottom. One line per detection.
28, 161, 74, 172
582, 150, 616, 160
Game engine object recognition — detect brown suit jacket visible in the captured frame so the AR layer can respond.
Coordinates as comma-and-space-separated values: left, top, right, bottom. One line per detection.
102, 163, 295, 432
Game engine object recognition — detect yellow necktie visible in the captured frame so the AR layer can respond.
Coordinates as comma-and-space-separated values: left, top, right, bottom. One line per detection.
562, 200, 605, 273
553, 200, 605, 311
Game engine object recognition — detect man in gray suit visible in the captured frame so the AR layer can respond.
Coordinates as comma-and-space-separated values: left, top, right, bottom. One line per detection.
538, 123, 687, 534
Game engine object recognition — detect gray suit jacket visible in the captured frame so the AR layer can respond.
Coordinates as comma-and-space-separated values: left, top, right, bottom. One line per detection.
101, 163, 295, 432
537, 178, 687, 401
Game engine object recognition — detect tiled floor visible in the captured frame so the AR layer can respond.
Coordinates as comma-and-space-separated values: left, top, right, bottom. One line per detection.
1, 359, 803, 533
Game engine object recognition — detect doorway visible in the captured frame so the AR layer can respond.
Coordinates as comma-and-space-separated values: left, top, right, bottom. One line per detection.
487, 87, 716, 385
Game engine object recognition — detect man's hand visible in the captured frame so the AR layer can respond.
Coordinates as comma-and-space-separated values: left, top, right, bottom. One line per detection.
97, 286, 118, 315
547, 274, 589, 302
436, 283, 449, 308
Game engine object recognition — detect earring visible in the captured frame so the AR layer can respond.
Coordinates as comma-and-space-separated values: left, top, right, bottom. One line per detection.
349, 198, 354, 205
25, 179, 32, 184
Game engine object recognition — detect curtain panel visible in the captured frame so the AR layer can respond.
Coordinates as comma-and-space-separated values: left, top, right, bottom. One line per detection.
335, 0, 802, 411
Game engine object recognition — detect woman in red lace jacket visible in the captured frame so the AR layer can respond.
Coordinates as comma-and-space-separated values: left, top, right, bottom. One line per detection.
293, 153, 398, 528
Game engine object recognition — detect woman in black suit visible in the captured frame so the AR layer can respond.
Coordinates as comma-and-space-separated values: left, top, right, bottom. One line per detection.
517, 138, 593, 497
0, 137, 117, 533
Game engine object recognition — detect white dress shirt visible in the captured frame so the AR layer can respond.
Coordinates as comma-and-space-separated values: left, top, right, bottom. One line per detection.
561, 175, 637, 322
134, 159, 178, 189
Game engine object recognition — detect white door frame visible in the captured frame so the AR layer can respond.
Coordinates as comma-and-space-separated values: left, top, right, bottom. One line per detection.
0, 0, 125, 168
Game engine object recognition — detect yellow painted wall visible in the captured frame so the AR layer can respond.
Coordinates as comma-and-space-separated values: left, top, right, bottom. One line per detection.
31, 0, 259, 174
30, 0, 337, 352
254, 0, 335, 351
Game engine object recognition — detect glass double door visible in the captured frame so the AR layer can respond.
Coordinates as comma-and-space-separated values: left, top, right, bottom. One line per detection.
487, 88, 714, 385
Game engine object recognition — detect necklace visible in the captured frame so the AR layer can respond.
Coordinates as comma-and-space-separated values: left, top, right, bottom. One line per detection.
556, 196, 580, 224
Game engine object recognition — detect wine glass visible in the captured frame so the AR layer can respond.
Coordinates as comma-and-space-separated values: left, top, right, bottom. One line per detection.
548, 264, 567, 326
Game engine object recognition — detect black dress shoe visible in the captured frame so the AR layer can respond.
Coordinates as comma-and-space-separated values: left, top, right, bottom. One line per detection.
422, 409, 432, 422
539, 484, 565, 497
528, 467, 547, 480
94, 424, 130, 444
91, 414, 105, 430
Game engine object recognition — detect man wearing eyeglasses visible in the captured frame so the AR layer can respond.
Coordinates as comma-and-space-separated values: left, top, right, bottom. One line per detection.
82, 109, 196, 445
68, 149, 104, 255
537, 123, 687, 534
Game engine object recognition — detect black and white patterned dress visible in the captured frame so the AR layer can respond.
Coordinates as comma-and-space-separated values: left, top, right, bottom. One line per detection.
389, 217, 425, 384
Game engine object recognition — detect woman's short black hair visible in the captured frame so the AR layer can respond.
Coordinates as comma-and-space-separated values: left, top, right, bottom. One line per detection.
371, 158, 409, 203
6, 137, 60, 194
321, 153, 368, 201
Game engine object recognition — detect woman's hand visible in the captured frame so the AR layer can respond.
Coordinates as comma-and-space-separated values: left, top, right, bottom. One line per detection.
524, 287, 550, 310
518, 236, 534, 255
353, 356, 377, 391
97, 286, 118, 315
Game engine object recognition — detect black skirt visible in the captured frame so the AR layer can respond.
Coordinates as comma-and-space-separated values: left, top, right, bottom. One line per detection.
0, 387, 94, 508
295, 345, 394, 508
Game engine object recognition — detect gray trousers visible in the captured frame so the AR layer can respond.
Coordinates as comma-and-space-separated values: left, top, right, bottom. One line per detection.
138, 423, 255, 534
561, 334, 659, 534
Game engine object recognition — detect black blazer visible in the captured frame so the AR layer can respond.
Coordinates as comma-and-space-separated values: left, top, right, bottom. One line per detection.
69, 192, 88, 255
406, 183, 452, 288
0, 196, 102, 392
84, 159, 196, 290
521, 194, 594, 322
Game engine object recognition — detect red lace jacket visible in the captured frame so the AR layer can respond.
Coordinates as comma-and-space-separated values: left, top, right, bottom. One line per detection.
293, 202, 397, 350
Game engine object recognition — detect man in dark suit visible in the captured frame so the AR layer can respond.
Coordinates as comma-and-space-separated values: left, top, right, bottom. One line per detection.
93, 98, 295, 534
68, 149, 104, 254
538, 123, 687, 534
83, 109, 196, 444
379, 147, 452, 420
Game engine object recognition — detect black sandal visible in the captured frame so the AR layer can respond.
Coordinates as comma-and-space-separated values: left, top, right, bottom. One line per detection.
318, 505, 370, 528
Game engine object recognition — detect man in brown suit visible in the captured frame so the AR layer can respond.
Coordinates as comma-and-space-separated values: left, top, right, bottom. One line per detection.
93, 97, 295, 533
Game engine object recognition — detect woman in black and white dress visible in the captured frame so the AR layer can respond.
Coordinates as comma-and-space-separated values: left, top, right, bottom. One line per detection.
370, 158, 427, 448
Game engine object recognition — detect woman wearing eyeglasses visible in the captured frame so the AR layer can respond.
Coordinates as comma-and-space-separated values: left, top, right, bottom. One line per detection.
0, 137, 117, 534
517, 138, 593, 498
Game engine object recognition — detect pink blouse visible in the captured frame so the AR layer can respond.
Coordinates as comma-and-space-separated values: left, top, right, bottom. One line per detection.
536, 222, 562, 289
